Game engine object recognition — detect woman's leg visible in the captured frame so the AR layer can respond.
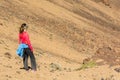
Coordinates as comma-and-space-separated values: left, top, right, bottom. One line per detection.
30, 52, 37, 71
26, 48, 37, 71
23, 48, 29, 70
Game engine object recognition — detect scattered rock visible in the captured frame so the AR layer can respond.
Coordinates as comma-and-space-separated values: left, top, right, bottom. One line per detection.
110, 75, 114, 78
96, 59, 104, 63
64, 68, 67, 70
66, 68, 72, 72
101, 75, 115, 80
5, 75, 12, 78
102, 0, 111, 7
63, 67, 73, 72
35, 49, 45, 57
16, 71, 21, 74
8, 66, 12, 68
44, 66, 47, 68
96, 47, 113, 55
79, 75, 82, 77
4, 65, 12, 68
95, 59, 105, 65
0, 23, 3, 26
53, 78, 57, 80
49, 33, 53, 40
93, 46, 119, 65
4, 52, 12, 59
101, 78, 104, 80
56, 75, 59, 77
83, 58, 91, 64
4, 47, 10, 50
50, 63, 62, 72
93, 78, 97, 80
37, 65, 40, 70
114, 68, 120, 73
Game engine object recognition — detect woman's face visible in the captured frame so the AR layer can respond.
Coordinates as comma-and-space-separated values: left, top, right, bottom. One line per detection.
24, 27, 27, 31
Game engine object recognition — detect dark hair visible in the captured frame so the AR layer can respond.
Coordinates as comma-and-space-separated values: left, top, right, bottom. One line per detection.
19, 23, 28, 33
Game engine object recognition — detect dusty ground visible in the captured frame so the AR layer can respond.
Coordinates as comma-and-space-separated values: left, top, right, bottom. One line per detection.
0, 0, 120, 80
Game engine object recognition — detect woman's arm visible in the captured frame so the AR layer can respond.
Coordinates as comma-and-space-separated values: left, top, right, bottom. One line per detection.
25, 32, 33, 52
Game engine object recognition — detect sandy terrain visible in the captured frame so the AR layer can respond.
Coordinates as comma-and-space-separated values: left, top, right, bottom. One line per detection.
0, 0, 120, 80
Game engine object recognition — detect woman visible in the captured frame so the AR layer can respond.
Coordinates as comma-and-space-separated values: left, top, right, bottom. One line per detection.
19, 23, 37, 71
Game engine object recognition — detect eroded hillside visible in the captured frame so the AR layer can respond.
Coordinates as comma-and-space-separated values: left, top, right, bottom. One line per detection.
0, 0, 120, 80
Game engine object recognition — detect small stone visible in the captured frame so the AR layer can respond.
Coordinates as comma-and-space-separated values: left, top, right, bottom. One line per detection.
16, 71, 21, 74
4, 65, 12, 68
110, 75, 114, 78
5, 75, 12, 78
53, 78, 57, 80
44, 66, 47, 68
79, 75, 81, 77
93, 78, 96, 80
101, 78, 104, 80
50, 63, 62, 72
68, 68, 72, 72
8, 66, 12, 68
8, 76, 12, 78
4, 52, 12, 59
114, 68, 120, 73
96, 59, 104, 63
64, 68, 67, 70
83, 58, 91, 64
38, 65, 40, 70
0, 23, 3, 26
56, 75, 59, 77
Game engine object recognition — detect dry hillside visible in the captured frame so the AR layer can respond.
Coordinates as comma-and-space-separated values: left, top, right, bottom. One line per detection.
0, 0, 120, 80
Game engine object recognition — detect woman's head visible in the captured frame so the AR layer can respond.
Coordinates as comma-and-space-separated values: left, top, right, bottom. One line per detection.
19, 23, 28, 33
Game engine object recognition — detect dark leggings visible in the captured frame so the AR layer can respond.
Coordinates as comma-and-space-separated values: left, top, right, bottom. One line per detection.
23, 48, 37, 71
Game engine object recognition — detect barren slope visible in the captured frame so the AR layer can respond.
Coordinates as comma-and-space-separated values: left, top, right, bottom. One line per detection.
0, 0, 120, 80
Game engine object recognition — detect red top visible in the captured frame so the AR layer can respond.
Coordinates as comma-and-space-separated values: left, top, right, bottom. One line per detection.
19, 31, 33, 51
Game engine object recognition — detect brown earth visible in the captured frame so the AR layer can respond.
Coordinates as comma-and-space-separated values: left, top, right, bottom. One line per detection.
0, 0, 120, 80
